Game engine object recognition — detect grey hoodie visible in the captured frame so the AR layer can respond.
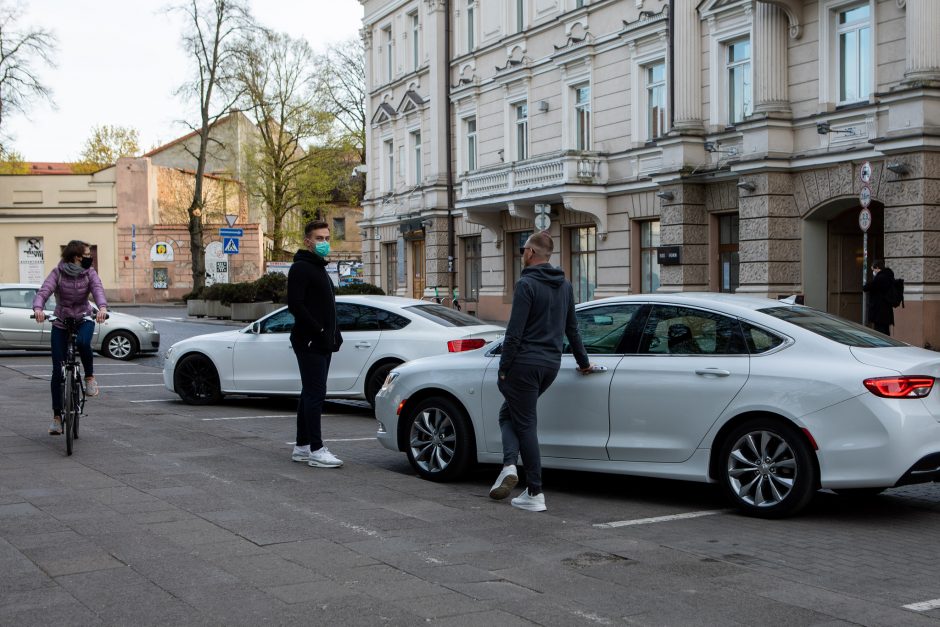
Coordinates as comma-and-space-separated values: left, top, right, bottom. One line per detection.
499, 263, 590, 374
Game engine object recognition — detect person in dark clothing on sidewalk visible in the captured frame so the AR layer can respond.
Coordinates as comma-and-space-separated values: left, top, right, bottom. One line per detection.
489, 230, 594, 512
287, 220, 344, 468
863, 259, 895, 335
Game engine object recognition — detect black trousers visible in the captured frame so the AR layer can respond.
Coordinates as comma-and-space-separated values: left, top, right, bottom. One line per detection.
497, 363, 558, 496
294, 350, 332, 450
873, 322, 891, 336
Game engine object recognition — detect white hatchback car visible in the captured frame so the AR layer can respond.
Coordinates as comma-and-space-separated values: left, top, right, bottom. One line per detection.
376, 293, 940, 517
163, 295, 504, 407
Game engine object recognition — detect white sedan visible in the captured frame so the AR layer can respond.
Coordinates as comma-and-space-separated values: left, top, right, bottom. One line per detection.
163, 295, 503, 407
375, 293, 940, 518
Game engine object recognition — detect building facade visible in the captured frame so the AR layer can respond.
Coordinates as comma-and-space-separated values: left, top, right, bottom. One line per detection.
359, 0, 940, 347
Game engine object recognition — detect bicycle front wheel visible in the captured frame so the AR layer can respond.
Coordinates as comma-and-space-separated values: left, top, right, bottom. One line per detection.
63, 377, 75, 455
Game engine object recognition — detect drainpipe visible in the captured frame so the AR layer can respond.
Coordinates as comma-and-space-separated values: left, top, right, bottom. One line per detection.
445, 0, 456, 305
668, 0, 675, 131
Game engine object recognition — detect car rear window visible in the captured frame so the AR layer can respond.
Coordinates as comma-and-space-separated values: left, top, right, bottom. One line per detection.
404, 304, 488, 327
758, 306, 906, 347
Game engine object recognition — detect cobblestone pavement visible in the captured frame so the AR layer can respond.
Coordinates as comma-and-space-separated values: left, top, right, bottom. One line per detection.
1, 354, 939, 626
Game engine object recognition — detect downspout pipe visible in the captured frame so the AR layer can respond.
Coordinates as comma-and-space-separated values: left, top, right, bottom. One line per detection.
668, 0, 675, 131
445, 0, 456, 304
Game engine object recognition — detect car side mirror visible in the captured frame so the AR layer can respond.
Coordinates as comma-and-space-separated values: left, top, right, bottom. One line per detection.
249, 322, 261, 334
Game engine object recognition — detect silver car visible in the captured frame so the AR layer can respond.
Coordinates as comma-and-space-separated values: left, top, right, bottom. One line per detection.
0, 283, 160, 360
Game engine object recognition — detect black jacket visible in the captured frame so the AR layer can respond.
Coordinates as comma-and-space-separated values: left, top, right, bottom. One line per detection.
499, 263, 590, 374
287, 249, 343, 353
863, 266, 895, 327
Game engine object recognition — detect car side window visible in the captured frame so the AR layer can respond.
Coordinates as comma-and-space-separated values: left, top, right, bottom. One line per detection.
740, 322, 786, 354
0, 288, 36, 309
376, 309, 410, 330
564, 304, 643, 354
639, 305, 747, 355
261, 309, 295, 334
337, 304, 380, 332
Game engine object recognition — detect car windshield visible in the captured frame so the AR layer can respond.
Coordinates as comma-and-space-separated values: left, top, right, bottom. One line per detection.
404, 304, 489, 327
758, 306, 907, 348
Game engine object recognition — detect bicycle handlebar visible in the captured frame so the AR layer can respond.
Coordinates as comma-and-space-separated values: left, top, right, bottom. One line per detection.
30, 313, 107, 322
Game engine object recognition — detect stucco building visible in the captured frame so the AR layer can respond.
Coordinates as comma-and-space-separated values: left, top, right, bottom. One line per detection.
358, 0, 940, 347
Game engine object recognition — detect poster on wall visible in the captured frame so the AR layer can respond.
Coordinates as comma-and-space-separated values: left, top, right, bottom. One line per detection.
151, 242, 174, 262
204, 241, 229, 286
153, 268, 169, 289
18, 237, 45, 283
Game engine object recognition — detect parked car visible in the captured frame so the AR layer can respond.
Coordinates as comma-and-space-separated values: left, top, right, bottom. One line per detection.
375, 293, 940, 518
0, 283, 160, 360
163, 295, 504, 407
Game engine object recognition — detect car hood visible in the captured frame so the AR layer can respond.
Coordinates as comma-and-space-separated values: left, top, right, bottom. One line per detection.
850, 346, 940, 377
171, 328, 244, 350
394, 346, 495, 374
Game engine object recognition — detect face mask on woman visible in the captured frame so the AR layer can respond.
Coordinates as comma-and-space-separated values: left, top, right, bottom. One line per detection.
80, 256, 93, 270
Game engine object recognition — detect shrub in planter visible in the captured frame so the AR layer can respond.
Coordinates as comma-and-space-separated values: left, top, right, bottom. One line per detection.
336, 282, 385, 296
182, 286, 205, 301
217, 282, 257, 306
253, 272, 288, 303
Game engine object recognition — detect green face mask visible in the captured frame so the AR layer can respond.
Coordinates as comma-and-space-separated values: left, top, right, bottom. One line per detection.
314, 241, 330, 257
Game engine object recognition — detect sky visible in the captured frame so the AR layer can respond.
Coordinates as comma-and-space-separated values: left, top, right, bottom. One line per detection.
4, 0, 364, 161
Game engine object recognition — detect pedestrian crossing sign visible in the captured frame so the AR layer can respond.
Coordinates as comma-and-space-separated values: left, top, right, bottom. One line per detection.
223, 237, 240, 254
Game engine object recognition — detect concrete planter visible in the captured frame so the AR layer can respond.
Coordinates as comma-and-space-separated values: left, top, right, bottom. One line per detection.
186, 299, 207, 318
231, 301, 279, 322
206, 300, 232, 319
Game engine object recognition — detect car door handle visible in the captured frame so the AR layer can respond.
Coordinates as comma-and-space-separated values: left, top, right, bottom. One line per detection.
695, 368, 731, 377
354, 342, 373, 349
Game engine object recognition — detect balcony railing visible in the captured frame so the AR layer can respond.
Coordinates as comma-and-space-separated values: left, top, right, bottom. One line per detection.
458, 151, 607, 202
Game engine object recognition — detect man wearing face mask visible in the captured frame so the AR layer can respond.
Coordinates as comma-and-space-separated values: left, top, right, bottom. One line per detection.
287, 220, 344, 468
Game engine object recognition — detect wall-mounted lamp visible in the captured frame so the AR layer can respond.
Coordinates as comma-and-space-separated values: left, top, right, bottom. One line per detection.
736, 181, 756, 192
655, 191, 674, 201
537, 100, 550, 113
703, 141, 738, 155
420, 219, 433, 229
886, 161, 910, 175
816, 121, 856, 136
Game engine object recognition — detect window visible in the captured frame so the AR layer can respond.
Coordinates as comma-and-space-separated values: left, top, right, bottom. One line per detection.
0, 288, 37, 309
377, 309, 411, 330
640, 220, 661, 293
515, 0, 525, 33
411, 12, 420, 70
383, 26, 393, 83
639, 305, 748, 355
574, 86, 591, 150
333, 217, 346, 240
467, 0, 475, 52
514, 102, 528, 161
566, 304, 643, 354
838, 4, 871, 103
646, 62, 666, 140
405, 303, 485, 327
727, 39, 752, 125
719, 213, 739, 293
384, 243, 398, 293
336, 303, 380, 332
383, 139, 394, 193
510, 230, 532, 290
465, 117, 477, 171
569, 226, 596, 303
576, 0, 586, 7
463, 236, 482, 302
739, 322, 786, 354
758, 307, 906, 347
261, 308, 295, 334
411, 130, 422, 184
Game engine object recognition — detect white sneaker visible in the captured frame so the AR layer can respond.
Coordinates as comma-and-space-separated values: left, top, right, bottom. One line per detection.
291, 445, 310, 462
489, 465, 518, 500
308, 446, 343, 468
511, 489, 546, 512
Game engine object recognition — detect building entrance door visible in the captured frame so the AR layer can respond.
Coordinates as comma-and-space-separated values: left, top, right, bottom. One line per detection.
827, 205, 883, 323
411, 239, 426, 299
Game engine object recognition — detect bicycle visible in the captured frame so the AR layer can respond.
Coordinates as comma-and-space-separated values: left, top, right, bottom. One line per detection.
32, 313, 100, 455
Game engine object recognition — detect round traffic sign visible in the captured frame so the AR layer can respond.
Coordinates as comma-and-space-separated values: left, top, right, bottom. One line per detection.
534, 213, 551, 231
859, 184, 872, 208
859, 208, 872, 232
860, 161, 872, 184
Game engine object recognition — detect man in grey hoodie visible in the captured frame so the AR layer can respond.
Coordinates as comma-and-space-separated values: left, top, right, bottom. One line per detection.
489, 230, 593, 512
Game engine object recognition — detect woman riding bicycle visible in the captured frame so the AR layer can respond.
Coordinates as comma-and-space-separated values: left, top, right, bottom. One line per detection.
32, 240, 108, 435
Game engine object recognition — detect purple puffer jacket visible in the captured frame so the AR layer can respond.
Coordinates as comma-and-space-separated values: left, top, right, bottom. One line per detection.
32, 263, 108, 329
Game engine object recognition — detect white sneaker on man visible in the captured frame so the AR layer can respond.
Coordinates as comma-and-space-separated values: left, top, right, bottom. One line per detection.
308, 446, 343, 468
489, 465, 518, 500
291, 445, 310, 462
511, 489, 546, 512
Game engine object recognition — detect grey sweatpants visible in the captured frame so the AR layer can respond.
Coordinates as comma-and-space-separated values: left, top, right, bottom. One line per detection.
497, 363, 559, 496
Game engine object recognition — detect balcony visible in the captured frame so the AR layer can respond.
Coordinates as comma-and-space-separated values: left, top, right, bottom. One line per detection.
457, 151, 608, 206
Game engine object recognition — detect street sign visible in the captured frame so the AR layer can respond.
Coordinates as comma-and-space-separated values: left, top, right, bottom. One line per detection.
534, 203, 551, 215
859, 184, 872, 208
859, 208, 872, 232
860, 161, 873, 184
224, 213, 238, 228
534, 213, 551, 231
219, 228, 244, 237
223, 237, 240, 254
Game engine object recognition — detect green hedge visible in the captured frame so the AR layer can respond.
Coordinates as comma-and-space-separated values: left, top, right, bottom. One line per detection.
336, 282, 384, 295
196, 274, 381, 303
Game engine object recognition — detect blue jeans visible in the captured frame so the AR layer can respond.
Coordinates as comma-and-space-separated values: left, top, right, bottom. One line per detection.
294, 350, 332, 450
50, 321, 95, 415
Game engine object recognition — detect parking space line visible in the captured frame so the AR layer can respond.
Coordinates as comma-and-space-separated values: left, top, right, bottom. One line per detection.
33, 372, 162, 378
130, 399, 176, 403
285, 438, 376, 445
903, 598, 940, 612
98, 384, 165, 388
593, 510, 726, 528
202, 415, 294, 421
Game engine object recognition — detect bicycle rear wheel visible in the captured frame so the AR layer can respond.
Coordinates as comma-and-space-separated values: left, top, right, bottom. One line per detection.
63, 375, 75, 455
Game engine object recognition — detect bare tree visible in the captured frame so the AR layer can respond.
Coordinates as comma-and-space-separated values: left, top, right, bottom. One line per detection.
315, 38, 366, 165
174, 0, 253, 289
0, 3, 57, 136
236, 29, 329, 261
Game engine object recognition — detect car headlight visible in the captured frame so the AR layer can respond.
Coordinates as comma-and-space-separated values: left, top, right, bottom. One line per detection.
139, 320, 155, 332
380, 371, 400, 393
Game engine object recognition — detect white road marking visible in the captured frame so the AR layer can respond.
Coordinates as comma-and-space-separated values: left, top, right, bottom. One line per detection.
130, 399, 175, 403
202, 414, 294, 421
97, 384, 166, 388
593, 510, 726, 528
34, 372, 162, 378
904, 598, 940, 612
286, 438, 376, 445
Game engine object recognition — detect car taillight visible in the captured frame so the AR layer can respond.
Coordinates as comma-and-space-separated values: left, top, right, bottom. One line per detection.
447, 338, 487, 352
863, 376, 935, 398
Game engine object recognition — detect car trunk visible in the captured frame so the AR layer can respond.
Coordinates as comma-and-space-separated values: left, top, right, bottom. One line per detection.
851, 347, 940, 419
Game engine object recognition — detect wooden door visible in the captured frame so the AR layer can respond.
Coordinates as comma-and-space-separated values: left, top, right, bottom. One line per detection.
411, 239, 426, 299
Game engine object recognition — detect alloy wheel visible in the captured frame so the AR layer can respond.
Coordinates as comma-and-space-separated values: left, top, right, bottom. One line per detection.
727, 429, 798, 508
409, 407, 457, 474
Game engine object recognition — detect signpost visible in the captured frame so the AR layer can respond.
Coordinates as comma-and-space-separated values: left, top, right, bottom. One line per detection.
534, 203, 551, 231
859, 183, 872, 325
131, 224, 137, 305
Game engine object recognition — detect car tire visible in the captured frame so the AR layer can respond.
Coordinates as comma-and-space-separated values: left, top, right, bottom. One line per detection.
365, 361, 402, 408
102, 330, 138, 361
404, 396, 474, 482
174, 354, 223, 405
718, 418, 817, 518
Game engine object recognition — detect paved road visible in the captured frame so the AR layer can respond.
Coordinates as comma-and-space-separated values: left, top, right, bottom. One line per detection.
2, 345, 940, 624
